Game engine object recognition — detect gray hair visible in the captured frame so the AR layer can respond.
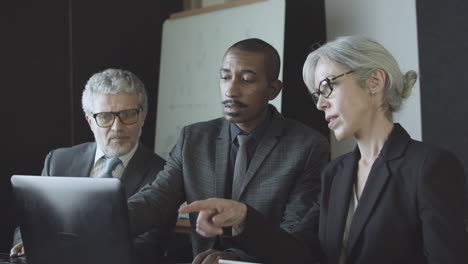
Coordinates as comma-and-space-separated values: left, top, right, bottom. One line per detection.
82, 68, 148, 114
303, 35, 417, 120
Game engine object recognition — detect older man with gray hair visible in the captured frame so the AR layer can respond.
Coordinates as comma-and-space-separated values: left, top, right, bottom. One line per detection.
10, 68, 171, 264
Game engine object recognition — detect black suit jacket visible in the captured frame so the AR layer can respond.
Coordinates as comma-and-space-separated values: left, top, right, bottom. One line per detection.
128, 106, 330, 260
234, 124, 467, 264
13, 142, 169, 263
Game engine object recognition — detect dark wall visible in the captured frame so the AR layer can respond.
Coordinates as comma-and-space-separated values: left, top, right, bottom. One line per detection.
0, 0, 71, 252
282, 0, 328, 139
0, 0, 182, 252
416, 0, 468, 218
70, 1, 181, 146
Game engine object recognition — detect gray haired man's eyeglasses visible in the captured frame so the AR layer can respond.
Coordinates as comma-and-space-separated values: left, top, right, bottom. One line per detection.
92, 108, 141, 128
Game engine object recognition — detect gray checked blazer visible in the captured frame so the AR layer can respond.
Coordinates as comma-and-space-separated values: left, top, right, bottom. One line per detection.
128, 105, 330, 260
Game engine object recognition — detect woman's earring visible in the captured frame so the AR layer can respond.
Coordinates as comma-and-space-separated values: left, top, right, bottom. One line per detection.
370, 90, 376, 95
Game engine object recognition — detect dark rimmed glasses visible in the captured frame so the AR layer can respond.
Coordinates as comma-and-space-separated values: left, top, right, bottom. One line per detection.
311, 70, 354, 104
92, 108, 141, 128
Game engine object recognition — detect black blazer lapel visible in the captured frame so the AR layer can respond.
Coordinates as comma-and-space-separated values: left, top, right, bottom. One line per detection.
346, 124, 409, 256
215, 120, 230, 198
74, 143, 96, 177
120, 144, 151, 198
120, 143, 157, 198
326, 150, 358, 264
346, 156, 391, 256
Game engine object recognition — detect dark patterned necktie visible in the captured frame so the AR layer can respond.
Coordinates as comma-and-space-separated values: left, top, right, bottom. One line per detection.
232, 134, 251, 200
100, 156, 121, 178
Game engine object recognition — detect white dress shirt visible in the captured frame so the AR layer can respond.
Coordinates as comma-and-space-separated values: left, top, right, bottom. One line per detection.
89, 143, 139, 179
340, 184, 359, 264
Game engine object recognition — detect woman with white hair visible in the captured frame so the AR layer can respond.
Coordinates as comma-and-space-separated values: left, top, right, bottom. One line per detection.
179, 36, 466, 264
296, 35, 466, 263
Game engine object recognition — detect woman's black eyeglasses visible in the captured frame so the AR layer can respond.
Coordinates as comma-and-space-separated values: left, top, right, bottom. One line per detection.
311, 70, 354, 104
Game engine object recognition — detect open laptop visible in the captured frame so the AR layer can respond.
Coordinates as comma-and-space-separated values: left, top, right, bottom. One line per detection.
10, 175, 133, 264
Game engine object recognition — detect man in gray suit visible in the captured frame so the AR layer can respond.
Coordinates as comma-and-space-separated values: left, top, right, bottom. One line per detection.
10, 68, 169, 264
128, 38, 330, 263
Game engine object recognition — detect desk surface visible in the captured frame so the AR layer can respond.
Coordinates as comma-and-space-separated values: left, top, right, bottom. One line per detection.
0, 253, 27, 264
175, 219, 191, 234
0, 220, 192, 263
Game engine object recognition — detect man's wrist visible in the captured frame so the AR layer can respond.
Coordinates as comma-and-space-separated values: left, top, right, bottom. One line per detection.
232, 220, 246, 236
232, 202, 247, 236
